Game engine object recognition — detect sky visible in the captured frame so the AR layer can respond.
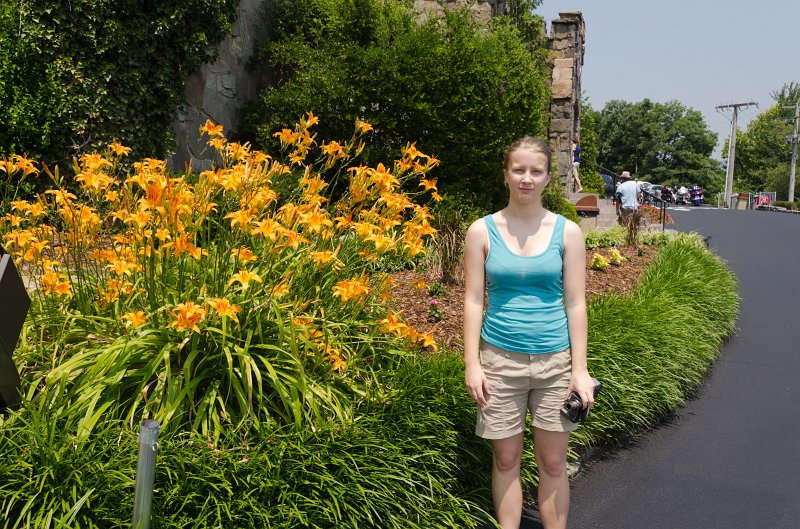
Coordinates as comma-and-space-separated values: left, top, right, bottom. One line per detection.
535, 0, 799, 158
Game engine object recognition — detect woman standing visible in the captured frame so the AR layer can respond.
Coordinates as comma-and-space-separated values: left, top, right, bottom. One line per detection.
463, 137, 595, 529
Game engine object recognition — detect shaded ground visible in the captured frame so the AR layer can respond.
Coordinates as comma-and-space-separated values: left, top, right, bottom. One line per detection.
390, 244, 658, 349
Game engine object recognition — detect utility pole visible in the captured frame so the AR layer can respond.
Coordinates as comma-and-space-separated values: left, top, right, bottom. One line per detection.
784, 102, 799, 203
716, 101, 758, 208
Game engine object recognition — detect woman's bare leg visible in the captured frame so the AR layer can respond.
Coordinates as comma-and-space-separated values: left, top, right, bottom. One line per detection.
492, 432, 526, 528
533, 428, 570, 529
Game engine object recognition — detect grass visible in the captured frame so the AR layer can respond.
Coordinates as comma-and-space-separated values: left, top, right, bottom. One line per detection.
0, 231, 738, 527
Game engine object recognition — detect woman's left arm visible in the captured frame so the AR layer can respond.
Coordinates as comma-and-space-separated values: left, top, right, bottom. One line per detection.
562, 220, 595, 409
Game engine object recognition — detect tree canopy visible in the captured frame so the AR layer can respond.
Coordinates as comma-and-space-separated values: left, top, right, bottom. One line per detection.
728, 82, 798, 198
242, 0, 553, 212
597, 99, 722, 191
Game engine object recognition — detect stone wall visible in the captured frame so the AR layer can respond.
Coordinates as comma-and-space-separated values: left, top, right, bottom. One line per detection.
547, 12, 585, 191
171, 0, 265, 171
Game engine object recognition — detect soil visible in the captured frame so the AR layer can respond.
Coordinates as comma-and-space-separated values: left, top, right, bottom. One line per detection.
389, 245, 658, 350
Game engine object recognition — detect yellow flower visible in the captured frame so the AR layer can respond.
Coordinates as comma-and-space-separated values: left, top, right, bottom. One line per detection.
321, 141, 346, 159
200, 119, 225, 138
380, 310, 406, 336
299, 209, 333, 234
108, 141, 132, 157
324, 345, 347, 372
42, 270, 71, 298
207, 298, 242, 322
308, 250, 337, 267
419, 177, 438, 191
413, 277, 427, 292
283, 230, 310, 249
303, 111, 319, 127
121, 311, 149, 329
416, 333, 437, 351
355, 119, 373, 134
272, 282, 290, 298
332, 277, 370, 303
167, 301, 207, 333
233, 247, 256, 264
224, 208, 256, 230
251, 218, 284, 241
273, 128, 299, 145
227, 270, 263, 292
402, 142, 421, 160
106, 259, 139, 276
366, 233, 396, 253
590, 253, 610, 270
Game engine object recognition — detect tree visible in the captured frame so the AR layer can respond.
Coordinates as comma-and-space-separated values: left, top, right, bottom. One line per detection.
726, 82, 798, 197
243, 0, 552, 212
576, 99, 603, 195
597, 99, 723, 192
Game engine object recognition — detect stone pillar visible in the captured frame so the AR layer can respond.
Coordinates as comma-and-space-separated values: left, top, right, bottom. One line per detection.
171, 0, 265, 171
547, 12, 585, 192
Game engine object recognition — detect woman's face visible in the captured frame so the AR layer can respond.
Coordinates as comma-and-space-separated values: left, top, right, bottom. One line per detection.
504, 148, 551, 201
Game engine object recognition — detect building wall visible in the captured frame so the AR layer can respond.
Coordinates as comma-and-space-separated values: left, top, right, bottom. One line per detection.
547, 12, 585, 191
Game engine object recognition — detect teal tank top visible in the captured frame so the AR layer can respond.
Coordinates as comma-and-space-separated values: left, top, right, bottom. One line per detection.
480, 214, 571, 354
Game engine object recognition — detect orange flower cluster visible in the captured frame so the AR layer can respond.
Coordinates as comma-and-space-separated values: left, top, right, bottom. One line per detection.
2, 114, 440, 356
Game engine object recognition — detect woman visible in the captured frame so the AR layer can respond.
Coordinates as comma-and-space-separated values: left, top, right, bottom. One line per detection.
463, 137, 595, 529
571, 135, 583, 193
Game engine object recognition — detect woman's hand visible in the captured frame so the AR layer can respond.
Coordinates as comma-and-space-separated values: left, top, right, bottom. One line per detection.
568, 370, 596, 410
465, 364, 491, 409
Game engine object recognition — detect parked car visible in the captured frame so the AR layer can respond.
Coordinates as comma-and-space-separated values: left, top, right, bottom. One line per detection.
600, 174, 616, 199
650, 184, 664, 200
637, 181, 654, 204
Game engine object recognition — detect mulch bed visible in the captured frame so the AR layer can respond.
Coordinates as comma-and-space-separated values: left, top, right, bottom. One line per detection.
390, 245, 658, 350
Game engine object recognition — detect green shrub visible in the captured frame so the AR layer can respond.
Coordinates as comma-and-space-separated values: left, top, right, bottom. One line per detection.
243, 1, 550, 212
572, 234, 739, 451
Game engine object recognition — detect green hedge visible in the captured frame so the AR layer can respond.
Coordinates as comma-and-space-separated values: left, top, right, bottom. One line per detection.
242, 0, 551, 213
1, 1, 237, 163
0, 233, 738, 527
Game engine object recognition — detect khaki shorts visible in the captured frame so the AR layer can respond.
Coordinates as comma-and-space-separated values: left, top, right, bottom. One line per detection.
475, 341, 578, 439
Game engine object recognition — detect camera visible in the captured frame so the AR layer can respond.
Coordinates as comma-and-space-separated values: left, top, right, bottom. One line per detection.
560, 378, 602, 423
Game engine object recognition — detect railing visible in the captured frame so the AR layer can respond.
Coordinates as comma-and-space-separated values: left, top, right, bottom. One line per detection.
640, 189, 668, 232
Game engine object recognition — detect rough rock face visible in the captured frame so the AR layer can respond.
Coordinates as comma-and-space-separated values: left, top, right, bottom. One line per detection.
171, 0, 265, 171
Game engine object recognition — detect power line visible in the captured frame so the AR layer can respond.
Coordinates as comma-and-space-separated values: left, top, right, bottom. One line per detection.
716, 101, 758, 208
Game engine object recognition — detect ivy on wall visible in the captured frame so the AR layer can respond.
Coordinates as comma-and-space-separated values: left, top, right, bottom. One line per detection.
1, 0, 238, 163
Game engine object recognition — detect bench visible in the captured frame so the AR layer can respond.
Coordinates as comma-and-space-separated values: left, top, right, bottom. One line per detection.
574, 195, 600, 216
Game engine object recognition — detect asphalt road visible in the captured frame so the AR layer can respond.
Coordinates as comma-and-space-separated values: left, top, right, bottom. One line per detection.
524, 207, 800, 529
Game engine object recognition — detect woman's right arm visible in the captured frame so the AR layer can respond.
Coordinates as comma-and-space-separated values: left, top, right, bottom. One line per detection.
463, 219, 490, 408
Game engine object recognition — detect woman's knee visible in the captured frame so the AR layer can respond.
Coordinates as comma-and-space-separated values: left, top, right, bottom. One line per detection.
492, 435, 524, 473
536, 451, 567, 479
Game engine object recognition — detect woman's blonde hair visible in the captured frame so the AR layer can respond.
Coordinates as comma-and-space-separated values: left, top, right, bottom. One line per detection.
503, 136, 551, 170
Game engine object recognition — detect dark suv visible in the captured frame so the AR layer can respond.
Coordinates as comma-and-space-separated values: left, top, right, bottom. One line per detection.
600, 174, 616, 199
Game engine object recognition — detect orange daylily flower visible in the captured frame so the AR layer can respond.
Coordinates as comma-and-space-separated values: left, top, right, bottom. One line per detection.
332, 277, 370, 303
227, 270, 263, 292
207, 298, 242, 322
167, 301, 207, 333
200, 119, 225, 138
108, 141, 132, 157
121, 311, 149, 329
